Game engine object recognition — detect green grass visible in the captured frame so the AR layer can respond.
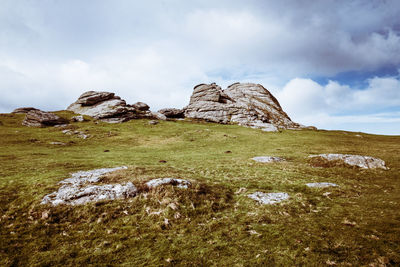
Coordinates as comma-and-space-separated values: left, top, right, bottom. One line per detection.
0, 112, 399, 266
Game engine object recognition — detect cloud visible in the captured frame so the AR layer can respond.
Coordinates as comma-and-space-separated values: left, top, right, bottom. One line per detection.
277, 75, 400, 134
0, 0, 400, 134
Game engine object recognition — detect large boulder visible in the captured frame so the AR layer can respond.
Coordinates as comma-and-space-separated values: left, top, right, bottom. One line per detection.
67, 91, 161, 123
308, 154, 388, 169
184, 83, 302, 131
22, 109, 68, 127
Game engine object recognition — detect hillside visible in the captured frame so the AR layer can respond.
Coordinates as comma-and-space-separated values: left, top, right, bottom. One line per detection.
0, 111, 399, 266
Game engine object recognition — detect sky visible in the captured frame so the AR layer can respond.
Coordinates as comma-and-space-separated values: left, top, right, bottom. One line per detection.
0, 0, 399, 135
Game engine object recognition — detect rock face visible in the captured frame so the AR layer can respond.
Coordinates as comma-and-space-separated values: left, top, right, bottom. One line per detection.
12, 107, 40, 114
158, 108, 185, 118
41, 166, 137, 206
309, 154, 388, 169
67, 91, 165, 123
248, 192, 289, 205
184, 83, 301, 131
22, 109, 68, 127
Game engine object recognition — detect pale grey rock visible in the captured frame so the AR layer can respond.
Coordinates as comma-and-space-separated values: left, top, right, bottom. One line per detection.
41, 182, 137, 206
145, 178, 191, 189
158, 108, 185, 118
71, 115, 85, 122
252, 156, 285, 163
148, 120, 159, 125
41, 166, 135, 206
306, 182, 338, 188
309, 154, 388, 169
248, 192, 289, 205
67, 91, 161, 123
49, 142, 67, 145
59, 166, 128, 185
22, 110, 68, 127
184, 82, 301, 131
150, 112, 167, 121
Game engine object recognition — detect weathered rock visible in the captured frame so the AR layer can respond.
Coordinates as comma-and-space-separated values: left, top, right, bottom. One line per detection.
184, 82, 301, 131
145, 178, 191, 189
22, 109, 68, 127
306, 182, 338, 188
148, 120, 159, 125
67, 91, 161, 123
75, 91, 115, 106
252, 156, 285, 163
71, 115, 85, 122
150, 112, 167, 121
158, 108, 185, 118
248, 192, 289, 205
132, 102, 150, 111
308, 154, 388, 169
41, 166, 136, 206
12, 107, 40, 114
49, 141, 67, 145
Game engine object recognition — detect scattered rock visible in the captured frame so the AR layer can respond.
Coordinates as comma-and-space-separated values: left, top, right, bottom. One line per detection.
145, 178, 191, 189
306, 182, 338, 188
158, 108, 185, 118
41, 166, 135, 206
252, 156, 285, 163
49, 142, 67, 145
248, 192, 289, 205
308, 154, 388, 169
61, 129, 90, 139
71, 115, 85, 122
22, 109, 69, 127
184, 82, 306, 131
148, 120, 159, 125
67, 91, 162, 123
12, 107, 40, 114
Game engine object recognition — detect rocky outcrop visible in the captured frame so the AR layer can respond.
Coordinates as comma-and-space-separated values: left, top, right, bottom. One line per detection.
12, 107, 40, 114
41, 166, 137, 206
67, 91, 165, 123
158, 108, 185, 118
22, 109, 68, 127
248, 192, 289, 205
184, 82, 302, 131
308, 154, 388, 169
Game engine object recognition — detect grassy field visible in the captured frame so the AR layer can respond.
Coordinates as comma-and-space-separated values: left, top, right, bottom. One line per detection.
1, 111, 399, 266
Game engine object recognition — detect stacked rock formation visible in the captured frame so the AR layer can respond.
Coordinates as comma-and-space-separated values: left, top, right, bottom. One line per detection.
184, 82, 302, 131
67, 91, 166, 123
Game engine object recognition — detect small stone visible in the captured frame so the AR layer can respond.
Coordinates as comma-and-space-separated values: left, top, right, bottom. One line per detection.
104, 150, 110, 152
248, 192, 289, 205
306, 182, 338, 188
159, 160, 167, 163
148, 120, 159, 125
252, 156, 284, 163
50, 142, 66, 145
225, 150, 232, 153
71, 115, 85, 122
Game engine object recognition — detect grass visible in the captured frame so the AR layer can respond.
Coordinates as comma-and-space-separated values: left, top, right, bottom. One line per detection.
0, 111, 399, 266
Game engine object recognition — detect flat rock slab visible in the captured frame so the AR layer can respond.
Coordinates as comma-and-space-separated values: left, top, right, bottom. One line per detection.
252, 156, 285, 163
41, 166, 136, 206
248, 192, 289, 205
306, 182, 338, 188
146, 178, 191, 189
309, 154, 388, 169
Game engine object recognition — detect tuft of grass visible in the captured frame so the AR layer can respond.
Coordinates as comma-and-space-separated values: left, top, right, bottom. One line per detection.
0, 113, 399, 266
